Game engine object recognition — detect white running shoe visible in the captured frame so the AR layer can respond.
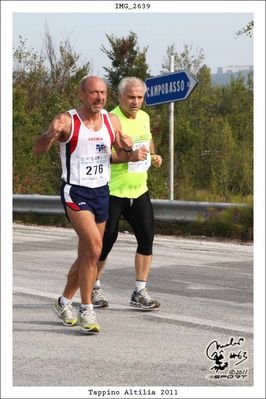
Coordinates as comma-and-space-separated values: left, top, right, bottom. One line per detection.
53, 298, 77, 326
78, 307, 100, 334
92, 287, 109, 308
129, 288, 160, 310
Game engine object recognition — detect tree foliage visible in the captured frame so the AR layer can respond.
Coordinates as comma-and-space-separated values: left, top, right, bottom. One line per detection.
161, 43, 205, 75
13, 30, 253, 205
236, 20, 254, 38
101, 31, 150, 108
13, 33, 90, 194
101, 31, 150, 88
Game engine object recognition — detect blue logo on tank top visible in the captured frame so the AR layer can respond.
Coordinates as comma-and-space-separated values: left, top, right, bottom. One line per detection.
96, 144, 106, 153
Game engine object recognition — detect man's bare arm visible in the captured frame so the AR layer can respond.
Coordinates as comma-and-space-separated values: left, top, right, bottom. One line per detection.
33, 113, 71, 155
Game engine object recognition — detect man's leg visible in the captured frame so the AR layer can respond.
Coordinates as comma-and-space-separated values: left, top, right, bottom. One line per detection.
53, 233, 85, 327
61, 240, 83, 301
96, 196, 127, 278
64, 208, 106, 332
124, 192, 160, 309
65, 208, 106, 301
134, 252, 153, 282
92, 258, 108, 308
96, 259, 107, 281
93, 196, 127, 307
124, 192, 154, 283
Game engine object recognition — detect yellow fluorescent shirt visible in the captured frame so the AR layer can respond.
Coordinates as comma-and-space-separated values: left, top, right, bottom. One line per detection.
110, 106, 152, 198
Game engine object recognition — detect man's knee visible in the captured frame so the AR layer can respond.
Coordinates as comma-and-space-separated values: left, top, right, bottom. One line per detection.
92, 244, 103, 261
81, 237, 103, 262
91, 238, 103, 260
137, 244, 153, 256
136, 233, 154, 255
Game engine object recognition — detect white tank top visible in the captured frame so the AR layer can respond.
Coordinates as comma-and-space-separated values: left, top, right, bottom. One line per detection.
60, 109, 115, 188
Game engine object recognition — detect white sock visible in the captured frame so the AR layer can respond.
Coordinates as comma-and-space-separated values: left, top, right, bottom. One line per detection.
135, 280, 146, 292
80, 303, 93, 311
59, 295, 71, 306
94, 279, 101, 289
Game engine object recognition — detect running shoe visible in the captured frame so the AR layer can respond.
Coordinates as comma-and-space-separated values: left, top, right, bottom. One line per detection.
78, 308, 100, 334
92, 287, 109, 308
53, 298, 77, 326
129, 288, 160, 310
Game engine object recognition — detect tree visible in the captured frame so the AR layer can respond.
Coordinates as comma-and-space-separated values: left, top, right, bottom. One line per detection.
13, 32, 91, 194
13, 30, 253, 203
161, 43, 205, 75
218, 74, 253, 144
236, 20, 254, 38
101, 31, 150, 100
43, 25, 90, 93
154, 47, 206, 198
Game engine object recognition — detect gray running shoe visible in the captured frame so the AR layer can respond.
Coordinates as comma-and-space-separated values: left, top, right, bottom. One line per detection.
53, 298, 77, 326
129, 288, 160, 309
78, 308, 100, 334
92, 287, 109, 308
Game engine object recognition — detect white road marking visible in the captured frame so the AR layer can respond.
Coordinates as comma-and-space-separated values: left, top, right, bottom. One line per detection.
13, 286, 253, 334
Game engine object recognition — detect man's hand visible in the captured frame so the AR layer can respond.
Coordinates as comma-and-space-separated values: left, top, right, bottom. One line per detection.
131, 146, 149, 161
48, 116, 66, 140
151, 154, 162, 168
33, 113, 70, 155
116, 131, 133, 151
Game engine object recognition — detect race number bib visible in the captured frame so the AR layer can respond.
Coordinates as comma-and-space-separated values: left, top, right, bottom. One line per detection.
128, 141, 151, 173
79, 154, 109, 186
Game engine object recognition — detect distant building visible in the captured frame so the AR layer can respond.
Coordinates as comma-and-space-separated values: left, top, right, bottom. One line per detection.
217, 65, 253, 74
211, 65, 253, 86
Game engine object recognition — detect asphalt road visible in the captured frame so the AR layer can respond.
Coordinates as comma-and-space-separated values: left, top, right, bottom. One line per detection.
11, 223, 254, 396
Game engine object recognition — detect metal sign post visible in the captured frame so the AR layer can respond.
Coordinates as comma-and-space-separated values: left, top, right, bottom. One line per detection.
169, 55, 174, 200
145, 63, 198, 200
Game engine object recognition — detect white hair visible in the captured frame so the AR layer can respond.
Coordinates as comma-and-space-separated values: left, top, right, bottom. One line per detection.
118, 77, 147, 95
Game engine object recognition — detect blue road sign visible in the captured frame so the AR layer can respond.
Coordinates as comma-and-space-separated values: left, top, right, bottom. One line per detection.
145, 70, 199, 106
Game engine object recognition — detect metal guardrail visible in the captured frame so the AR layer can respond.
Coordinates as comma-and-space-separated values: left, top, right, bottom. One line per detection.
13, 194, 248, 223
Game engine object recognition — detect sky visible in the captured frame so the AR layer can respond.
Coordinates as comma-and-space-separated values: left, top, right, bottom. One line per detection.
12, 10, 253, 76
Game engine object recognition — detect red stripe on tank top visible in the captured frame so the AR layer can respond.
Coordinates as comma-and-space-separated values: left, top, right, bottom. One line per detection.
103, 113, 115, 144
70, 114, 81, 154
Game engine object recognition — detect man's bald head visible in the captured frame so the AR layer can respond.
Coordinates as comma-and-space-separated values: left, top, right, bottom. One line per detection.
80, 76, 107, 93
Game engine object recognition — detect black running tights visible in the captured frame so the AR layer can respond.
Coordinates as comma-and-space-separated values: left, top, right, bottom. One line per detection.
99, 191, 154, 261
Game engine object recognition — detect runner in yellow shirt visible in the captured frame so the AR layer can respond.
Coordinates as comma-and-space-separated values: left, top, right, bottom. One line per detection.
94, 77, 162, 309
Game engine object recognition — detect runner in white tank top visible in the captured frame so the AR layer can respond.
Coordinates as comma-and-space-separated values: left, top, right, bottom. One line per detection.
60, 108, 115, 188
33, 75, 149, 334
